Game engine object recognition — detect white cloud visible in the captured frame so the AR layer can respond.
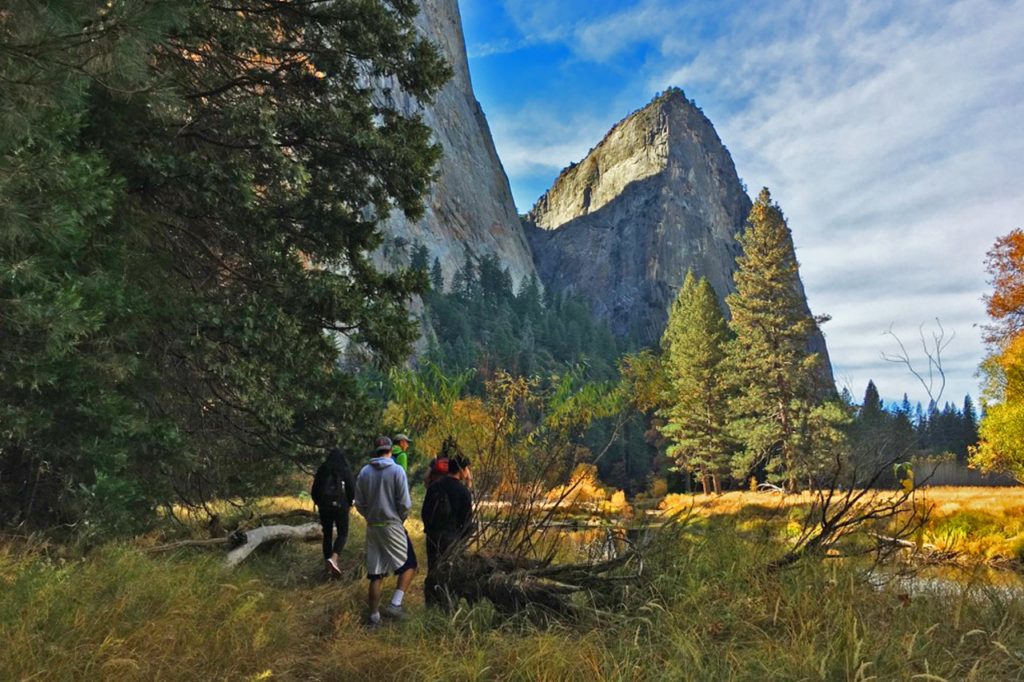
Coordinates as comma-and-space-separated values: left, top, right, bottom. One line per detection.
479, 0, 1024, 404
660, 0, 1024, 404
487, 107, 605, 174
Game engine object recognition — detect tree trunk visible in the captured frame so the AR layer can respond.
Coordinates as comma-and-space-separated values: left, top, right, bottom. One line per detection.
700, 465, 710, 495
712, 474, 721, 495
224, 522, 320, 567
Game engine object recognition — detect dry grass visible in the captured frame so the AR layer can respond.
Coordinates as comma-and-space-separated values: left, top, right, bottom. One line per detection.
659, 486, 1024, 561
5, 488, 1024, 680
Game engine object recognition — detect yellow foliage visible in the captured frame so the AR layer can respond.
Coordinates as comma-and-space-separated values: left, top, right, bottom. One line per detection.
973, 231, 1024, 481
545, 464, 632, 517
972, 336, 1024, 482
599, 490, 632, 517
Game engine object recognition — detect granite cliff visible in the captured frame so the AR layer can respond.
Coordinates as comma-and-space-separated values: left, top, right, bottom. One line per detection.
377, 0, 536, 286
383, 4, 830, 383
526, 89, 832, 380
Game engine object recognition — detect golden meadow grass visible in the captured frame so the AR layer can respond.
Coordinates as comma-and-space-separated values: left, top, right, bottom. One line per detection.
660, 487, 1024, 561
4, 488, 1024, 680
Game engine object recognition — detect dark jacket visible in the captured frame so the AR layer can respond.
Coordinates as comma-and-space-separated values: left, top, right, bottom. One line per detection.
311, 449, 356, 510
421, 475, 473, 538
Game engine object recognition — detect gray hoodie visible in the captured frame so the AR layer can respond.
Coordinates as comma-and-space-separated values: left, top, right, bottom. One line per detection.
353, 457, 411, 524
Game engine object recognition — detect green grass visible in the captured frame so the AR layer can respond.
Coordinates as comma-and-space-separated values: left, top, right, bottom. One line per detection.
3, 516, 1024, 681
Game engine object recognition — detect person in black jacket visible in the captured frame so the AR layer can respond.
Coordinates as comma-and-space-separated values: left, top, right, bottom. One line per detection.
311, 447, 356, 577
421, 453, 473, 607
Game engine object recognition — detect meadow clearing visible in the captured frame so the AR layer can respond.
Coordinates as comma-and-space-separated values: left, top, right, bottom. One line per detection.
3, 486, 1024, 680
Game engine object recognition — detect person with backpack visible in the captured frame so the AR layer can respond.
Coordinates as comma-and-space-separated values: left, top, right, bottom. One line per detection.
311, 447, 356, 577
421, 447, 473, 608
353, 436, 417, 628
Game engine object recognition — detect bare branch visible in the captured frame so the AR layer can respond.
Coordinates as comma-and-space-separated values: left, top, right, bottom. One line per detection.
881, 318, 954, 404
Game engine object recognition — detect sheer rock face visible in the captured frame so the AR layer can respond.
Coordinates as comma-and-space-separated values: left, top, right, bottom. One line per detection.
525, 91, 749, 340
526, 90, 832, 381
376, 0, 536, 287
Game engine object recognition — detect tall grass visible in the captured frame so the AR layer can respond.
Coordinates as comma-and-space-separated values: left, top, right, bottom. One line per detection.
3, 510, 1024, 680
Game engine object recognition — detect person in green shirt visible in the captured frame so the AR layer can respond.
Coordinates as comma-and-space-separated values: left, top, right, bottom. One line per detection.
392, 433, 412, 473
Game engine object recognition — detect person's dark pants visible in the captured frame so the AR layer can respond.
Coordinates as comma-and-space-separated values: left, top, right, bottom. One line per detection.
319, 505, 350, 560
424, 530, 459, 608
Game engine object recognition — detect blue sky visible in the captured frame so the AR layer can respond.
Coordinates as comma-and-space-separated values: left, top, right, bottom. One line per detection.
459, 0, 1024, 407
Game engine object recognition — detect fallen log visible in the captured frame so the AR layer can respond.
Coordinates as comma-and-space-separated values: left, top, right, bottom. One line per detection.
224, 522, 320, 568
869, 532, 939, 553
144, 535, 238, 553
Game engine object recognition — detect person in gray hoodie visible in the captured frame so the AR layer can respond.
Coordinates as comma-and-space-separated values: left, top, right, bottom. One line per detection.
353, 436, 417, 627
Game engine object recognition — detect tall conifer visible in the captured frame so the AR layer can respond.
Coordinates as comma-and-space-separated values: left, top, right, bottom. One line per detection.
658, 272, 733, 493
724, 188, 838, 490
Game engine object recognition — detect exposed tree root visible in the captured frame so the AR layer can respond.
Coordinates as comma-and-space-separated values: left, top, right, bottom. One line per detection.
431, 549, 642, 618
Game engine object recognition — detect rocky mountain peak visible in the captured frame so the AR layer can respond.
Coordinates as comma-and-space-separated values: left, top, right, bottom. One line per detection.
526, 89, 833, 384
525, 89, 751, 339
527, 88, 734, 232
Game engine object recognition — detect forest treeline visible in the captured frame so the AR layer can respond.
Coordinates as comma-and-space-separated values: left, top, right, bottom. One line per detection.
409, 191, 982, 495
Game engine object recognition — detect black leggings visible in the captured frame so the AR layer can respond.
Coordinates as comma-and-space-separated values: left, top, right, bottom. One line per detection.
425, 531, 458, 607
319, 506, 350, 560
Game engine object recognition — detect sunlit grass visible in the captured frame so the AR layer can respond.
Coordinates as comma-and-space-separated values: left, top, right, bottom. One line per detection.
659, 486, 1024, 561
4, 487, 1024, 680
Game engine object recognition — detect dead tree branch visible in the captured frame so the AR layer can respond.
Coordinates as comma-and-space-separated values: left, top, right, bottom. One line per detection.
769, 452, 933, 571
882, 318, 954, 404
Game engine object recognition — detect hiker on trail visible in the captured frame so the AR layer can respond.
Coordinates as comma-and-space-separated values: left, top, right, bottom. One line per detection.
422, 450, 473, 608
311, 447, 355, 577
353, 436, 417, 628
392, 433, 412, 473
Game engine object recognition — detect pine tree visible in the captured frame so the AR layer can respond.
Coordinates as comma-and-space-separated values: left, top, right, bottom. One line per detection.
410, 242, 430, 273
658, 272, 733, 494
430, 257, 445, 292
515, 274, 544, 322
454, 252, 478, 301
724, 188, 840, 490
861, 381, 883, 419
960, 394, 979, 459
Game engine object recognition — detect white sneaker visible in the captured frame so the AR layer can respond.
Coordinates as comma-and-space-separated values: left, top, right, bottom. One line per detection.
326, 557, 341, 576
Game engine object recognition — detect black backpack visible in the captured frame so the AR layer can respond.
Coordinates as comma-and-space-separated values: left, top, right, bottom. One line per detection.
424, 483, 452, 533
316, 466, 347, 509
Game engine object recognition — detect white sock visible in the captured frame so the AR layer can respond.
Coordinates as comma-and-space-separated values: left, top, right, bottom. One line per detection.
391, 589, 405, 607
369, 611, 381, 623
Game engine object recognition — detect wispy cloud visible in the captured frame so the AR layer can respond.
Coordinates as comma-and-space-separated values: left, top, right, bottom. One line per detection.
644, 0, 1024, 403
467, 0, 1024, 404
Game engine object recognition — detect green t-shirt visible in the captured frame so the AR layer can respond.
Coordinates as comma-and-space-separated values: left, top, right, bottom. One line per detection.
392, 445, 409, 472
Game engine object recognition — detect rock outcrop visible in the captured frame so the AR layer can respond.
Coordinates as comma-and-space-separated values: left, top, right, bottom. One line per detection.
377, 0, 536, 287
526, 89, 832, 381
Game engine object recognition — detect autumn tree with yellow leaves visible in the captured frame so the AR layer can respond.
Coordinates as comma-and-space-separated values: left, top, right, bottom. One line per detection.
971, 229, 1024, 481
